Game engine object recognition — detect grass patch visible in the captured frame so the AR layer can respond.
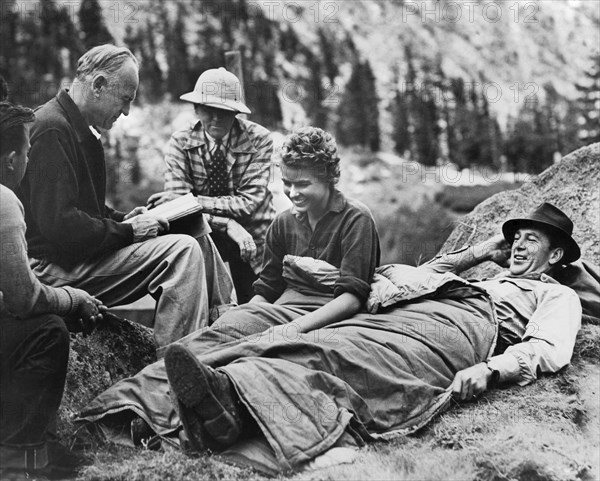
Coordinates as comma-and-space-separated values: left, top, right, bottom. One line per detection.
574, 324, 600, 364
74, 362, 599, 481
79, 444, 262, 481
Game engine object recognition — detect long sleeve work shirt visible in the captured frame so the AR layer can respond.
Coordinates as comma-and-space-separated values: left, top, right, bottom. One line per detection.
425, 248, 582, 386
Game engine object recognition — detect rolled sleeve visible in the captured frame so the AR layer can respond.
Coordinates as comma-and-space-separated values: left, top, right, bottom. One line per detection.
207, 214, 231, 233
333, 206, 380, 302
333, 276, 372, 302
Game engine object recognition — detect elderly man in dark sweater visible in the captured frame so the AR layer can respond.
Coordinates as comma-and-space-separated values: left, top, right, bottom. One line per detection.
17, 45, 232, 352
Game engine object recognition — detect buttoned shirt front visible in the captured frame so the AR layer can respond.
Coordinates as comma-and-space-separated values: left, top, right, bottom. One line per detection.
164, 118, 275, 272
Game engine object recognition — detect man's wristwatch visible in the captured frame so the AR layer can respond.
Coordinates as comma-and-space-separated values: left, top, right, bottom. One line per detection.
483, 360, 500, 387
484, 360, 500, 387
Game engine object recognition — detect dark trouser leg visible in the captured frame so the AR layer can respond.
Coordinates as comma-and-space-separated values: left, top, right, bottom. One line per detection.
227, 255, 258, 305
0, 314, 69, 447
210, 231, 257, 305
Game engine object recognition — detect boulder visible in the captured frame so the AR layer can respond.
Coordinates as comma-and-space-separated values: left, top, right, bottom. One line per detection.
440, 143, 600, 279
59, 318, 156, 436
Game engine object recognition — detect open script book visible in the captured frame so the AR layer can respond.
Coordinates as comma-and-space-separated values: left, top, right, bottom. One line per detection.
123, 193, 201, 223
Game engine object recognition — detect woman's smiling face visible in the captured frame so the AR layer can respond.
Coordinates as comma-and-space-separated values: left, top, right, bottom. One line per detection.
281, 164, 331, 218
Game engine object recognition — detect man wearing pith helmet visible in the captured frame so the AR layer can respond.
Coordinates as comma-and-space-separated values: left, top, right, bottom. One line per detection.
149, 68, 275, 304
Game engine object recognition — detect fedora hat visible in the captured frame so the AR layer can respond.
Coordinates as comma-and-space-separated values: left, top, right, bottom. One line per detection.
180, 68, 251, 114
502, 202, 580, 264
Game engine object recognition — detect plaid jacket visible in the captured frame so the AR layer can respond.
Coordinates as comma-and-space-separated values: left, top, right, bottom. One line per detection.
164, 118, 275, 272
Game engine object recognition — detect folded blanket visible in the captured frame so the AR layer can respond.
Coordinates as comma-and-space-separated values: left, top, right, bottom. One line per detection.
282, 255, 339, 294
367, 264, 472, 314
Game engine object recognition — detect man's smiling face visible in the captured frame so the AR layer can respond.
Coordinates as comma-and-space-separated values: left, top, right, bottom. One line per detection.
509, 226, 563, 276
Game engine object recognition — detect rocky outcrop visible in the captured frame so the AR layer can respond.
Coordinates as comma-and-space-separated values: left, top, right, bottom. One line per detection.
59, 318, 156, 436
440, 143, 600, 279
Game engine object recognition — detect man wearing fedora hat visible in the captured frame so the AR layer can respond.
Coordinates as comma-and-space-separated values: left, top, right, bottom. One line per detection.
148, 68, 276, 304
425, 202, 583, 400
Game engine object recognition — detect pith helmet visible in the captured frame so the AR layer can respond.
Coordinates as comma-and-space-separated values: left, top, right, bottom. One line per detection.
180, 67, 251, 114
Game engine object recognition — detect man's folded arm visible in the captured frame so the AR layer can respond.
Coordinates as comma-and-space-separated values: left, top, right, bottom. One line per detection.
423, 234, 509, 275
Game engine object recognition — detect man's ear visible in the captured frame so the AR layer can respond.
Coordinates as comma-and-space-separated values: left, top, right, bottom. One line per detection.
548, 247, 564, 266
3, 151, 17, 171
92, 74, 109, 95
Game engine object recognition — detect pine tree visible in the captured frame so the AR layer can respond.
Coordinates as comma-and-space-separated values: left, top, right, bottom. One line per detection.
445, 77, 469, 168
241, 4, 282, 128
0, 5, 19, 100
79, 0, 113, 49
336, 60, 380, 151
164, 3, 191, 98
122, 23, 163, 103
4, 0, 83, 105
391, 64, 411, 157
575, 52, 600, 145
504, 95, 557, 174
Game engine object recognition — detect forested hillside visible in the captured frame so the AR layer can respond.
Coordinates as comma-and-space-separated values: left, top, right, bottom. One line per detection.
2, 0, 599, 173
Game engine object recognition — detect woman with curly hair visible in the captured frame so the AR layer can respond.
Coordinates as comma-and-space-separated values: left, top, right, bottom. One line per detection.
247, 126, 380, 332
79, 126, 380, 446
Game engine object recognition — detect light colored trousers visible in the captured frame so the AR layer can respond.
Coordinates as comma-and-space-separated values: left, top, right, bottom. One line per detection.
30, 234, 234, 349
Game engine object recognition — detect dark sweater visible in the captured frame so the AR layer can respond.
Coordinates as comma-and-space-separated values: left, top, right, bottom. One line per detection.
18, 89, 133, 267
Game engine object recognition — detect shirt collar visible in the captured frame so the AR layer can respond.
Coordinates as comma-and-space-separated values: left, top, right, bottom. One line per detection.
292, 188, 347, 221
205, 131, 230, 152
183, 119, 256, 154
56, 89, 94, 143
495, 271, 560, 285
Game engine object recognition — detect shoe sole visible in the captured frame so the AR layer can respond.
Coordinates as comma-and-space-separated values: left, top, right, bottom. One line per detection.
165, 344, 240, 446
177, 399, 220, 453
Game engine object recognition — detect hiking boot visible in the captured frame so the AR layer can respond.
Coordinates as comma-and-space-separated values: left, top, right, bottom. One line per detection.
44, 441, 92, 478
176, 399, 222, 453
165, 344, 244, 450
1, 441, 92, 480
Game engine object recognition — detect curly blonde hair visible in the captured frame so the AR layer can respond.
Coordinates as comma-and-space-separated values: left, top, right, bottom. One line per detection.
280, 127, 340, 185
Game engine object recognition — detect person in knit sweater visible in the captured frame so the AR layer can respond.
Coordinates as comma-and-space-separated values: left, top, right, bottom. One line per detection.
0, 101, 101, 479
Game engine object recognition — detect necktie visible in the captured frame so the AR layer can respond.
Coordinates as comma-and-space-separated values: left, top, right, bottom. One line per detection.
208, 141, 229, 196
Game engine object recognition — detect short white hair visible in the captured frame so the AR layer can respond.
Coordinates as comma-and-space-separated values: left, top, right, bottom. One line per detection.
75, 44, 138, 81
